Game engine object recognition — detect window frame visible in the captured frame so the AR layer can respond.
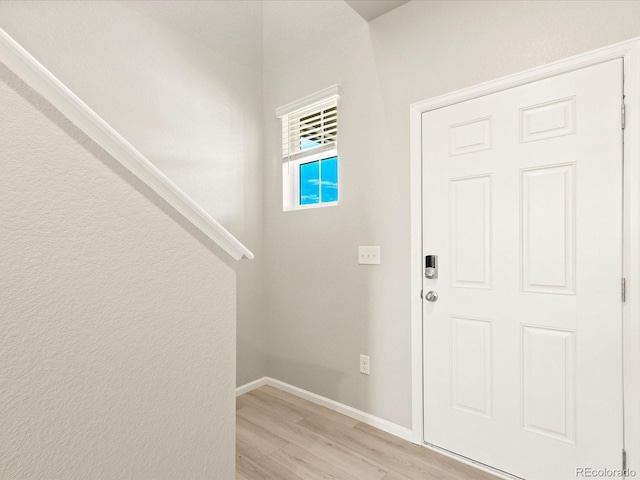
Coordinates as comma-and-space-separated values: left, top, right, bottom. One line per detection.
292, 149, 340, 210
277, 86, 340, 212
283, 147, 338, 211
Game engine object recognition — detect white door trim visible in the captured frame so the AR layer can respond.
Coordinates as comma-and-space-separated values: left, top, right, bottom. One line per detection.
410, 37, 640, 474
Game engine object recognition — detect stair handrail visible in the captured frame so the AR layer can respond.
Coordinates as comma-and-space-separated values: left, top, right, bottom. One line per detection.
0, 27, 254, 261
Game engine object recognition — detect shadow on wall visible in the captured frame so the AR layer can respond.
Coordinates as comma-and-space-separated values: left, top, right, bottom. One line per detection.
0, 63, 237, 269
263, 7, 413, 426
116, 0, 265, 239
268, 353, 350, 401
264, 201, 376, 413
0, 0, 264, 243
236, 321, 269, 385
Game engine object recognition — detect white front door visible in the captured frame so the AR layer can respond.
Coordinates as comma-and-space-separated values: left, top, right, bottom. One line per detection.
422, 59, 624, 480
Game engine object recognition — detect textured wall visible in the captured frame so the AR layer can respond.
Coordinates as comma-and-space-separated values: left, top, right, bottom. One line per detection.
0, 64, 236, 479
0, 0, 266, 387
262, 0, 640, 429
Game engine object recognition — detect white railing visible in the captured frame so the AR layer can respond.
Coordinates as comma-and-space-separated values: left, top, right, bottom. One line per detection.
0, 28, 253, 261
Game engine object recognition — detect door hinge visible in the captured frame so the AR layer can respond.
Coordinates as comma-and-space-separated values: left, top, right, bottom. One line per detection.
622, 103, 626, 130
622, 278, 627, 302
623, 448, 627, 471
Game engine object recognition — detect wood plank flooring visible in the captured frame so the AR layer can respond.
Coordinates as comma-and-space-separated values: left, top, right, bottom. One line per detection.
236, 385, 500, 480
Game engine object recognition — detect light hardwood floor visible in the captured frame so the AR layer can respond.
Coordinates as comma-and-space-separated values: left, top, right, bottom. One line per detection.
236, 385, 500, 480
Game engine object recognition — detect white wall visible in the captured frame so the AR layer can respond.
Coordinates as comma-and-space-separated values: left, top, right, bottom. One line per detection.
263, 0, 640, 429
5, 0, 640, 444
0, 63, 236, 479
0, 0, 266, 387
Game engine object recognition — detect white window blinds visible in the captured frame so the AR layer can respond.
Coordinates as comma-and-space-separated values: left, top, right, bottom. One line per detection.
277, 86, 340, 162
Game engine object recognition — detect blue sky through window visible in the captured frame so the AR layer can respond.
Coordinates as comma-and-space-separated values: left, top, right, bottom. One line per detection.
300, 161, 320, 205
300, 137, 321, 150
300, 156, 338, 206
321, 157, 338, 202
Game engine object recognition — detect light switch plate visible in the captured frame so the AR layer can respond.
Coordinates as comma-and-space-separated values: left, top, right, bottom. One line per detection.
359, 246, 380, 265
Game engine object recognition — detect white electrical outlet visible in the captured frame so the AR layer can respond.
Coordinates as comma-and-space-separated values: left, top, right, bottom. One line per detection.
358, 246, 380, 265
360, 354, 370, 375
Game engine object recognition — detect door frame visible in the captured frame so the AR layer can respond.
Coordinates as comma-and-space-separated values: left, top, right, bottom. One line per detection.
410, 37, 640, 474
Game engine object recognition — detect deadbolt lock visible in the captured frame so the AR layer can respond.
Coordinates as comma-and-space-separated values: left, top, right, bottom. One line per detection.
425, 255, 438, 279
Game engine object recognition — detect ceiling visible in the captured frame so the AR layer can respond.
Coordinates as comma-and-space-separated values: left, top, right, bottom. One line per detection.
122, 0, 263, 69
344, 0, 410, 21
121, 0, 412, 71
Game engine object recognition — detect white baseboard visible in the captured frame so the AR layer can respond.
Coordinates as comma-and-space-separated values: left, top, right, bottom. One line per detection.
235, 376, 414, 443
236, 376, 268, 396
237, 377, 515, 479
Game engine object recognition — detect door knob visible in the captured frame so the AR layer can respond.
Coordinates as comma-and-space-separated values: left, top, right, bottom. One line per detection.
425, 291, 438, 302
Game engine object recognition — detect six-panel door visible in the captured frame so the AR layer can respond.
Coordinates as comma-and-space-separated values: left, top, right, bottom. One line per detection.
422, 59, 624, 480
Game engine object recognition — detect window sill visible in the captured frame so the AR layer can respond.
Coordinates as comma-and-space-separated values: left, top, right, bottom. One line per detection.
284, 201, 338, 212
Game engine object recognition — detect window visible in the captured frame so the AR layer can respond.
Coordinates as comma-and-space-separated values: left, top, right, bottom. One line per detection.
300, 156, 338, 205
277, 86, 340, 211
